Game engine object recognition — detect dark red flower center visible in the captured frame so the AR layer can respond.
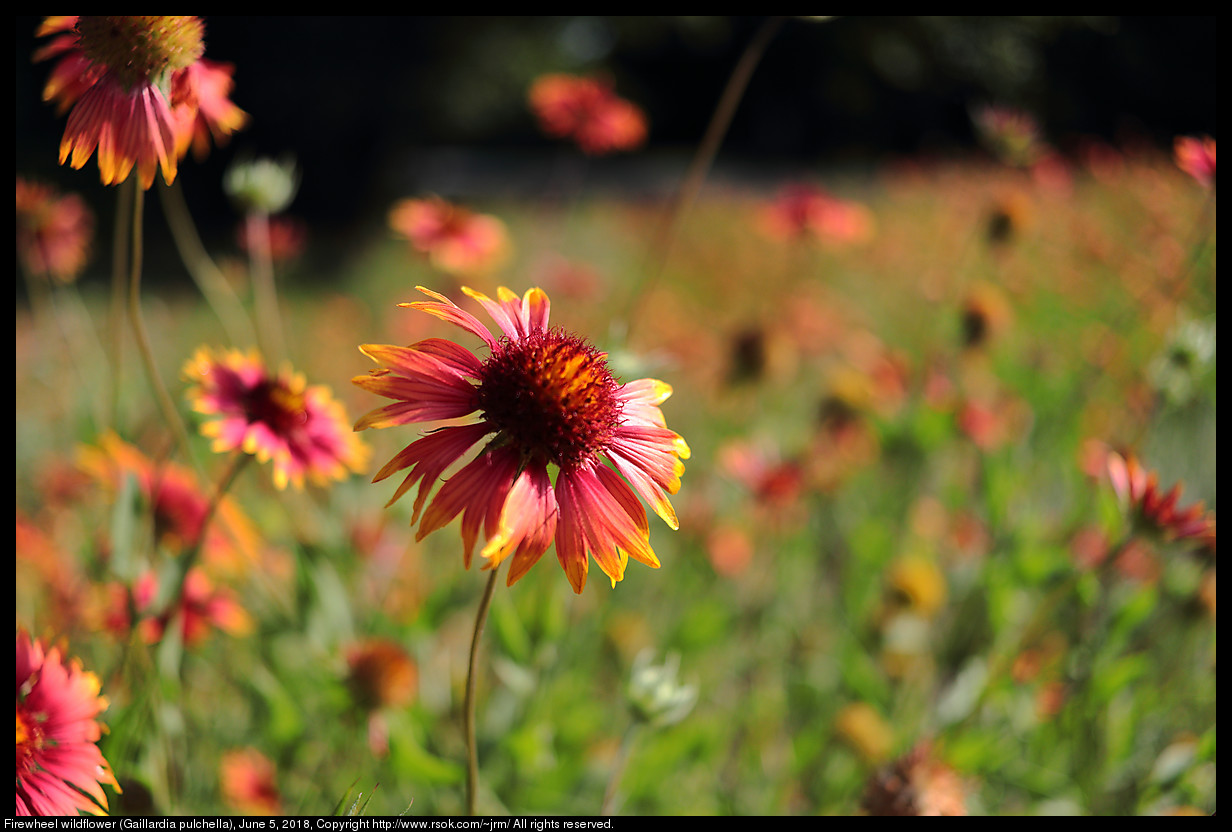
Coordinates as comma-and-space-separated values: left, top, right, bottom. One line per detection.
476, 328, 623, 470
242, 379, 307, 436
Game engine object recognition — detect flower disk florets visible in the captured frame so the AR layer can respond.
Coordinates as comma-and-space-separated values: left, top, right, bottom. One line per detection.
75, 16, 205, 91
477, 327, 623, 471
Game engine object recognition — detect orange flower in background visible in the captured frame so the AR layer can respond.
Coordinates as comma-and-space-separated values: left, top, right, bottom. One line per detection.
16, 178, 94, 284
389, 197, 510, 277
184, 347, 370, 491
1105, 450, 1215, 553
347, 640, 418, 712
353, 286, 689, 593
16, 629, 121, 816
757, 184, 875, 246
219, 748, 281, 816
1174, 135, 1216, 189
35, 16, 246, 189
346, 639, 419, 757
528, 74, 647, 155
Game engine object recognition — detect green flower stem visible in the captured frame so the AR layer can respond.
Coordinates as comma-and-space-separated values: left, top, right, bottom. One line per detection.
109, 179, 134, 430
247, 210, 286, 366
127, 185, 201, 477
465, 567, 502, 816
159, 179, 256, 347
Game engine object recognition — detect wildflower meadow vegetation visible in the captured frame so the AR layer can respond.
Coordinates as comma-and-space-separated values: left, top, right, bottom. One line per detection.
16, 17, 1215, 817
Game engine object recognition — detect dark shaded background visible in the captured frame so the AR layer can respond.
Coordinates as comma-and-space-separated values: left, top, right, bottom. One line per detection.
15, 16, 1218, 260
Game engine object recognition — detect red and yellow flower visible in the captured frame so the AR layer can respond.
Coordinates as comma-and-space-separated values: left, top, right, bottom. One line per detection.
389, 197, 510, 277
353, 286, 689, 593
35, 16, 246, 189
184, 347, 370, 491
16, 630, 120, 816
528, 74, 647, 156
15, 178, 93, 284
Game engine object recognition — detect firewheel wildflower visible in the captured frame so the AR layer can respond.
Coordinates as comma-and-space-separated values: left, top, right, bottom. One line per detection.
352, 286, 690, 593
1105, 450, 1216, 553
184, 347, 370, 491
15, 178, 94, 284
389, 197, 511, 277
35, 16, 246, 189
16, 629, 121, 816
528, 74, 648, 156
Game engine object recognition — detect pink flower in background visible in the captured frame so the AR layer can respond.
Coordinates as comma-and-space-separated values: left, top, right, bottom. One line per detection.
353, 285, 689, 593
758, 184, 874, 246
528, 74, 647, 155
389, 197, 510, 277
16, 630, 120, 816
184, 347, 370, 490
1174, 135, 1216, 188
15, 178, 93, 284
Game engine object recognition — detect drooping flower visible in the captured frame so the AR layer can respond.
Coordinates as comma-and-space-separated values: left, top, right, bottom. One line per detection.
77, 431, 263, 576
15, 178, 94, 284
184, 347, 370, 491
352, 286, 689, 593
1174, 135, 1216, 189
16, 629, 120, 816
528, 74, 648, 155
219, 748, 281, 816
34, 16, 246, 189
389, 197, 510, 277
1105, 450, 1216, 553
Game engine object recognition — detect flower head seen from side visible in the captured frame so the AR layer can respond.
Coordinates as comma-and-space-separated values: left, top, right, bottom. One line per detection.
353, 286, 690, 594
16, 178, 94, 284
528, 74, 648, 156
1105, 450, 1216, 554
35, 16, 247, 189
389, 197, 510, 277
1174, 135, 1216, 189
184, 347, 370, 491
16, 629, 121, 816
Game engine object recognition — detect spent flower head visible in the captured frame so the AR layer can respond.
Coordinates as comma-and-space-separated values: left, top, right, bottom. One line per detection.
352, 285, 689, 593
